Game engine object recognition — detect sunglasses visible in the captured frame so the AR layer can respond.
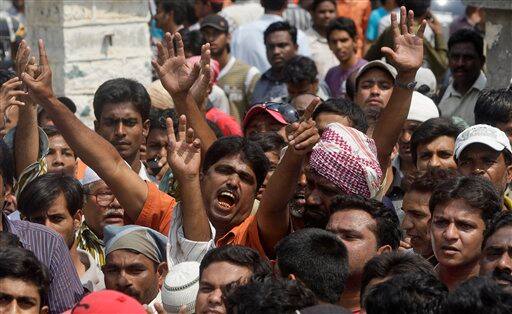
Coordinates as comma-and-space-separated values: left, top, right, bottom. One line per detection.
254, 102, 300, 124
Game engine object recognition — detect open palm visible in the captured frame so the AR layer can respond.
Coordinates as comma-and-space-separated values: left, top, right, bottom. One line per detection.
166, 115, 202, 179
152, 33, 198, 96
381, 7, 426, 74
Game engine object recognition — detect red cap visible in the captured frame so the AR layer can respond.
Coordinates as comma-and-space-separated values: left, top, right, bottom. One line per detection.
65, 290, 146, 314
242, 105, 288, 130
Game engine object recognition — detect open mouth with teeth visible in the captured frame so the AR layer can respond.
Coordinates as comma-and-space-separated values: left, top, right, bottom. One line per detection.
216, 190, 238, 211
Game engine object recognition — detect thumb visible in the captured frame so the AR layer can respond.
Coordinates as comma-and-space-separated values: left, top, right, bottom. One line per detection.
20, 72, 36, 88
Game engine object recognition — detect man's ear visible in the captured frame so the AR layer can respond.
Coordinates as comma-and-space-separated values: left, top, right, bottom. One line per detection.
73, 210, 83, 232
93, 120, 99, 132
376, 244, 392, 255
40, 305, 49, 314
142, 119, 150, 138
157, 262, 168, 288
506, 163, 512, 184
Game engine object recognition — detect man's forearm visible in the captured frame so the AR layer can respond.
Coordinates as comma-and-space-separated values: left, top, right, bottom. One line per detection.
373, 71, 416, 169
178, 175, 211, 242
14, 104, 39, 178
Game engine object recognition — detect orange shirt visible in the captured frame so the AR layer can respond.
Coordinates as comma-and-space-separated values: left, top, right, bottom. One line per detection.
216, 215, 266, 258
134, 181, 176, 235
336, 0, 371, 56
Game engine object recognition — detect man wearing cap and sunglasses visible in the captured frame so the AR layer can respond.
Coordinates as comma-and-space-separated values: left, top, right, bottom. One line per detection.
455, 124, 512, 210
242, 101, 300, 141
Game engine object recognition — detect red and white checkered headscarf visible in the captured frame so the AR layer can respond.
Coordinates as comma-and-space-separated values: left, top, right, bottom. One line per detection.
309, 123, 383, 198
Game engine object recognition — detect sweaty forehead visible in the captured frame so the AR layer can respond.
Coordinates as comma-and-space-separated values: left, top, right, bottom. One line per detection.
211, 154, 256, 174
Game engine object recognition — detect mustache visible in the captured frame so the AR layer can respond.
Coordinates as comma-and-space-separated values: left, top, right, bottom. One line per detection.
493, 268, 512, 283
104, 208, 123, 216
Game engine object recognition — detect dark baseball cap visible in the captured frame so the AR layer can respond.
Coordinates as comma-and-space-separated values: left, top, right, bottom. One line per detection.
200, 14, 229, 33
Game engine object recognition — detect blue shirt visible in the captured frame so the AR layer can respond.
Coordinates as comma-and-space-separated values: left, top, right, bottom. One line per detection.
231, 14, 311, 73
366, 7, 388, 41
3, 213, 84, 313
250, 69, 288, 105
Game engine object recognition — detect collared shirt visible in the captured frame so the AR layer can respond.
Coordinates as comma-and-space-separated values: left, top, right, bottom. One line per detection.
438, 71, 487, 125
304, 28, 338, 78
77, 222, 105, 266
3, 213, 83, 313
216, 215, 267, 258
250, 69, 288, 104
231, 14, 311, 73
78, 249, 105, 292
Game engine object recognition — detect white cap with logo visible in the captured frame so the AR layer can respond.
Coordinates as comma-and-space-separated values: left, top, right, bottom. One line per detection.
454, 124, 512, 159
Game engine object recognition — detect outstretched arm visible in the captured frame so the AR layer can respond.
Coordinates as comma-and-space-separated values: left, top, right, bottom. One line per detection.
166, 115, 211, 241
20, 40, 149, 222
13, 40, 38, 178
257, 99, 320, 255
373, 7, 426, 172
152, 33, 217, 159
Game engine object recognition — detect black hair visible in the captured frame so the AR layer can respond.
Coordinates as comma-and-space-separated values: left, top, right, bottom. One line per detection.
276, 228, 349, 304
0, 247, 50, 306
326, 17, 357, 41
363, 272, 448, 314
0, 69, 15, 86
406, 167, 459, 194
199, 245, 272, 280
441, 277, 512, 314
483, 210, 512, 249
42, 125, 62, 139
148, 108, 179, 133
329, 195, 401, 250
361, 252, 436, 299
93, 78, 151, 121
474, 88, 512, 126
311, 0, 337, 12
410, 117, 462, 166
202, 137, 269, 191
224, 277, 317, 313
159, 0, 188, 25
248, 132, 286, 154
180, 28, 205, 56
283, 56, 318, 84
18, 173, 85, 218
0, 231, 22, 248
57, 96, 77, 113
399, 0, 431, 18
261, 0, 287, 11
312, 98, 369, 133
264, 21, 298, 45
448, 28, 485, 60
198, 0, 223, 13
429, 176, 501, 229
0, 139, 14, 188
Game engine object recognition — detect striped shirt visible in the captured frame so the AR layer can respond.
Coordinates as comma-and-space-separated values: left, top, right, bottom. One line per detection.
3, 213, 84, 313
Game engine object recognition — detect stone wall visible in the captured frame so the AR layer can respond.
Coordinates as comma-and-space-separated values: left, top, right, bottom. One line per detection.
25, 0, 153, 125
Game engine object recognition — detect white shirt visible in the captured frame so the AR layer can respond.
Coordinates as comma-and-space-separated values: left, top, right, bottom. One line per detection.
305, 28, 338, 79
78, 249, 105, 292
166, 203, 216, 267
208, 85, 231, 114
438, 71, 487, 125
231, 14, 311, 73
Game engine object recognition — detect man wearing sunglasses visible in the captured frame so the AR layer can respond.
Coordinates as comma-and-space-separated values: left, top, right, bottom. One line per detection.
242, 102, 299, 141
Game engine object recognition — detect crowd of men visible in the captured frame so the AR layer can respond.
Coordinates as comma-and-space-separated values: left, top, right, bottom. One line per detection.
0, 0, 511, 313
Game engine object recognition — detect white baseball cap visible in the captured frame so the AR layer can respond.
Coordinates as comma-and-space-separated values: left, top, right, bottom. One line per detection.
407, 91, 439, 123
454, 124, 512, 159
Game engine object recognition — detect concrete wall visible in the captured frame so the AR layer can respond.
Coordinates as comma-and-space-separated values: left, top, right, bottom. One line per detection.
25, 0, 153, 125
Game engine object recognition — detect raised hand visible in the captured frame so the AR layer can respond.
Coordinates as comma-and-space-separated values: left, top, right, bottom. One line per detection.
19, 39, 55, 104
152, 33, 200, 97
166, 115, 202, 180
189, 43, 212, 106
0, 77, 27, 113
286, 97, 320, 155
381, 6, 426, 74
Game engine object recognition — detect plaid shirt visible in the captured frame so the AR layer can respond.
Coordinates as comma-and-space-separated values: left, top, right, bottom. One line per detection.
3, 213, 83, 313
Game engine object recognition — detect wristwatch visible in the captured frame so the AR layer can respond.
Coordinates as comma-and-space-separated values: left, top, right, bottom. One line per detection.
394, 80, 417, 90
